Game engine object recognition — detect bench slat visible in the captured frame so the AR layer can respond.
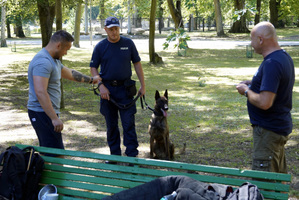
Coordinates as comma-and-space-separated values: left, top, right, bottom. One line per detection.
258, 190, 289, 200
41, 177, 123, 197
60, 196, 85, 200
53, 185, 107, 199
42, 170, 142, 188
45, 164, 155, 183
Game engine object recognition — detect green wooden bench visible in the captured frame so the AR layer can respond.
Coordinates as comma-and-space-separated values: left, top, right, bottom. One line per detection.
15, 144, 291, 200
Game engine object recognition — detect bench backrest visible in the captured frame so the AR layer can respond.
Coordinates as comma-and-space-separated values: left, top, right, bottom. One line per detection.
15, 144, 291, 200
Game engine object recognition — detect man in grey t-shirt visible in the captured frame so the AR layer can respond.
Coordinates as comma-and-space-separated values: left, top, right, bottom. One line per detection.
27, 30, 100, 151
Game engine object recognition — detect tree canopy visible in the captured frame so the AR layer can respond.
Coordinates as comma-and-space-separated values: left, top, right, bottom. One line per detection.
1, 0, 299, 43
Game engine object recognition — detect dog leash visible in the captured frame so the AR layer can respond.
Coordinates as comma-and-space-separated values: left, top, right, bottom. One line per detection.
92, 84, 141, 109
140, 95, 155, 112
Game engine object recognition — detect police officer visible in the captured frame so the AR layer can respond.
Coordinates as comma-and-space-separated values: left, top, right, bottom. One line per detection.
90, 16, 146, 159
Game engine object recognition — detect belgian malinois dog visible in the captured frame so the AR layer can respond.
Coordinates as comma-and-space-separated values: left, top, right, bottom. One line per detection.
148, 90, 174, 160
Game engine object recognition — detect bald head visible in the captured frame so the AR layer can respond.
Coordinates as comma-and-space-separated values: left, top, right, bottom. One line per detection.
252, 22, 277, 41
250, 22, 280, 57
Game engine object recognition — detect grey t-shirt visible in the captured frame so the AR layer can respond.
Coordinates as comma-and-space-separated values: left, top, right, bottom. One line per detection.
27, 48, 63, 113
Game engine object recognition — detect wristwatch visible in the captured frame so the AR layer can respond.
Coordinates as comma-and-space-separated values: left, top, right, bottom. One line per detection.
98, 81, 103, 87
244, 89, 249, 97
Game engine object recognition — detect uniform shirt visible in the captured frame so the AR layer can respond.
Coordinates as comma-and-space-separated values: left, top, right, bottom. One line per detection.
27, 48, 63, 114
248, 49, 295, 136
89, 36, 141, 81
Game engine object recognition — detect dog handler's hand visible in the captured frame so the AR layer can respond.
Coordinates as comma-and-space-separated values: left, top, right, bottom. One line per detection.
92, 75, 101, 84
99, 84, 110, 100
52, 118, 64, 133
138, 86, 146, 97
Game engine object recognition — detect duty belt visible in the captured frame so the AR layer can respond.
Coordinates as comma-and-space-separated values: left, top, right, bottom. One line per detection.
103, 80, 124, 86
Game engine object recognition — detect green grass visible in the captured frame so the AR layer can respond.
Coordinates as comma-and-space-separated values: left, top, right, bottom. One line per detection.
1, 32, 299, 196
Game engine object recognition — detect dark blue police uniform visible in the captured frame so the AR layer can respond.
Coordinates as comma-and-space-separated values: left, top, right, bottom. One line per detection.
90, 36, 141, 157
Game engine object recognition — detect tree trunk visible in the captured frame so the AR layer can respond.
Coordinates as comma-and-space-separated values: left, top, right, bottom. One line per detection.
269, 0, 278, 27
188, 14, 193, 32
149, 0, 157, 63
269, 0, 283, 28
73, 3, 82, 47
213, 0, 226, 36
99, 0, 105, 28
84, 0, 88, 34
229, 0, 249, 33
56, 0, 62, 31
133, 5, 137, 27
194, 0, 199, 30
254, 0, 261, 25
167, 0, 183, 29
15, 16, 26, 38
149, 0, 163, 64
136, 15, 142, 28
1, 5, 7, 47
37, 0, 56, 47
127, 0, 132, 34
158, 0, 164, 34
6, 19, 11, 38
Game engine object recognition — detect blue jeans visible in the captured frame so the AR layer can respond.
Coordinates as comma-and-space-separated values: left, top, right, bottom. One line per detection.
100, 84, 138, 157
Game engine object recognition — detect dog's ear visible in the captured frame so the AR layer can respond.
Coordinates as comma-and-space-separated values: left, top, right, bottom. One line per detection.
155, 90, 160, 100
164, 89, 168, 99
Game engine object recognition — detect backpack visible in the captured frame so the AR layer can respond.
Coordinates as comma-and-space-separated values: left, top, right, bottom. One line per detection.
0, 146, 44, 200
228, 182, 264, 200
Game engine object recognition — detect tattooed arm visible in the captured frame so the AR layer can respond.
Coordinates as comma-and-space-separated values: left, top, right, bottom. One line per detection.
61, 66, 100, 84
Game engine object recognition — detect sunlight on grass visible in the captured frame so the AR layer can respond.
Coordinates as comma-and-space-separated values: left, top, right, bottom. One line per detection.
206, 67, 257, 76
276, 27, 299, 39
68, 111, 98, 116
65, 48, 94, 61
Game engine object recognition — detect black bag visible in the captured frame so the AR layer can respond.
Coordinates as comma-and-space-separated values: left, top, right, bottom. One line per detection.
228, 182, 264, 200
0, 146, 44, 200
124, 79, 137, 98
22, 147, 45, 200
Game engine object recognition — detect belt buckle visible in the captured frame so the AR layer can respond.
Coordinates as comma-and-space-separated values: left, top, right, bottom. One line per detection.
111, 80, 117, 86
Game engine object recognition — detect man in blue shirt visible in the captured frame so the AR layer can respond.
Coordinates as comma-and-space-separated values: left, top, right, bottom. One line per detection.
90, 17, 146, 159
236, 22, 295, 173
